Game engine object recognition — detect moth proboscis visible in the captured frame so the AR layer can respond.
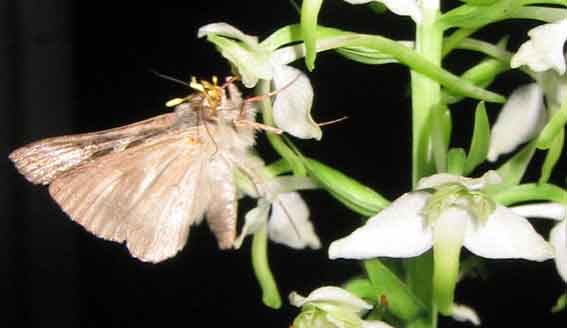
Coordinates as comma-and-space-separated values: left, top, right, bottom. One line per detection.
9, 76, 270, 263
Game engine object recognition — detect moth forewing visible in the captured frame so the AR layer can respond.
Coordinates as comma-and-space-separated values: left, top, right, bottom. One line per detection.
9, 113, 177, 185
9, 78, 264, 262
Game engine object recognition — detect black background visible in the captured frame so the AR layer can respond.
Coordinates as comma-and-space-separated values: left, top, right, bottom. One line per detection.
1, 1, 566, 327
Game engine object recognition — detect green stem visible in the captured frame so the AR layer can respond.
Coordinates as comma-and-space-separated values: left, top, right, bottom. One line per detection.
410, 1, 443, 187
251, 224, 282, 309
442, 27, 477, 58
408, 1, 443, 326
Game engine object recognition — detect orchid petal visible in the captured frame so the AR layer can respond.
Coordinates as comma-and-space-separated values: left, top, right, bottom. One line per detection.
329, 192, 433, 259
343, 0, 422, 23
510, 203, 566, 222
464, 205, 554, 261
272, 65, 322, 140
511, 19, 567, 75
550, 220, 567, 282
197, 22, 259, 47
450, 304, 481, 326
198, 24, 272, 88
487, 83, 547, 162
233, 200, 270, 249
269, 192, 321, 249
433, 207, 468, 314
417, 170, 501, 190
289, 286, 373, 314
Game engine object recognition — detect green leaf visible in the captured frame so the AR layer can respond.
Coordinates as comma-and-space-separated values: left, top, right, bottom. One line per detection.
539, 129, 565, 184
491, 183, 567, 207
485, 141, 537, 194
439, 0, 523, 29
343, 278, 376, 302
265, 159, 293, 176
267, 27, 506, 103
261, 24, 346, 51
552, 292, 567, 313
368, 2, 387, 14
458, 0, 499, 5
364, 260, 428, 322
251, 225, 282, 309
346, 35, 506, 103
303, 158, 390, 215
537, 101, 567, 149
447, 148, 466, 175
443, 58, 508, 104
336, 46, 399, 65
261, 25, 303, 51
464, 102, 490, 175
300, 0, 323, 70
512, 6, 567, 23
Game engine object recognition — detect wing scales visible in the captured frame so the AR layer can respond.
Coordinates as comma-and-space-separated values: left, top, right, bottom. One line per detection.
9, 113, 176, 185
48, 129, 213, 262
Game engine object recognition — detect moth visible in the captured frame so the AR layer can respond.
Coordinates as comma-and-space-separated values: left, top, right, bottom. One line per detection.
9, 76, 273, 263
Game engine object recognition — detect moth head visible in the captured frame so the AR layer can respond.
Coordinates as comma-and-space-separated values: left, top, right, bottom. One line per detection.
165, 76, 224, 114
190, 76, 223, 113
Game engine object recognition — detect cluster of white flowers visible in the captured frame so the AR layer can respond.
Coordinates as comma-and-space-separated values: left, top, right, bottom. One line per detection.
198, 2, 567, 326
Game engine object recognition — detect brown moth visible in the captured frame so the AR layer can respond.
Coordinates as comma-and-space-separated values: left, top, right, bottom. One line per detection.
9, 77, 271, 263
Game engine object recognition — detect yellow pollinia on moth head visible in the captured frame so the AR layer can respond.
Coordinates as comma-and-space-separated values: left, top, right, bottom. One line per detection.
166, 76, 223, 113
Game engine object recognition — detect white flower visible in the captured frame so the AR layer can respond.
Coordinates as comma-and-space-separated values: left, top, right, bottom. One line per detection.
511, 203, 567, 282
234, 189, 321, 250
198, 23, 322, 140
450, 304, 481, 326
343, 0, 422, 23
511, 19, 567, 75
487, 62, 567, 161
487, 83, 547, 161
329, 171, 554, 262
290, 286, 394, 328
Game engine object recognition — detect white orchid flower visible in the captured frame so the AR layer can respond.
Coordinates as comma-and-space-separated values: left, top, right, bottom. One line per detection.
329, 171, 554, 314
487, 83, 547, 161
343, 0, 422, 24
289, 286, 394, 328
329, 171, 554, 261
487, 66, 567, 161
511, 19, 567, 75
198, 23, 322, 140
234, 179, 321, 250
511, 203, 567, 282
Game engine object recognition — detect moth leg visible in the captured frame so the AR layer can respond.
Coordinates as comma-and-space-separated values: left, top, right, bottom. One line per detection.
233, 119, 283, 134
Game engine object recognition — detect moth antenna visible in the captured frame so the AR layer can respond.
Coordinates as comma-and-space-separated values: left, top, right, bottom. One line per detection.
243, 73, 301, 105
150, 69, 192, 87
235, 73, 301, 122
317, 116, 349, 127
